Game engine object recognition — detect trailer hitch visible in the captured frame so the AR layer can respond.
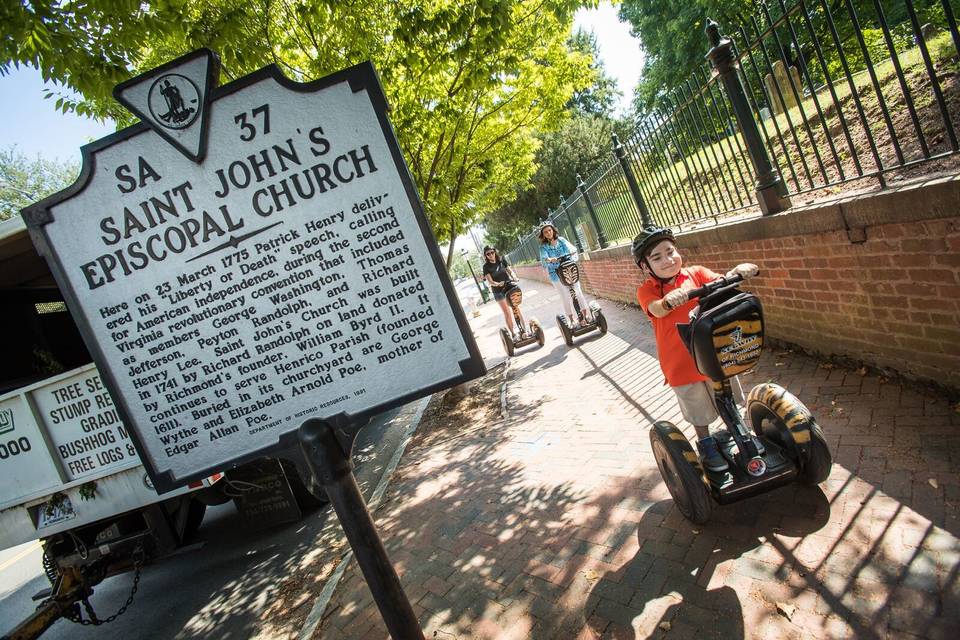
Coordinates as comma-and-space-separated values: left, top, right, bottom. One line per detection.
1, 543, 144, 640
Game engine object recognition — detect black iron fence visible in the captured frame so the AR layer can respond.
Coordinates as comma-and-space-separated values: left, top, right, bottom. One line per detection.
507, 0, 960, 264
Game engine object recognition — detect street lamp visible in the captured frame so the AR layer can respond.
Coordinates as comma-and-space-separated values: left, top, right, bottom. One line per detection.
461, 249, 489, 303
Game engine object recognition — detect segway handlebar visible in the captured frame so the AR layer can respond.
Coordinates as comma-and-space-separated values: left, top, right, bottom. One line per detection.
686, 272, 752, 301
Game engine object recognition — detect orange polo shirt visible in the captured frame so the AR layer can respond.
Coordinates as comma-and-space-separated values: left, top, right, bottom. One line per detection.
636, 265, 721, 387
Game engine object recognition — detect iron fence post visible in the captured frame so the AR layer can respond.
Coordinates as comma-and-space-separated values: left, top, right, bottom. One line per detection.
577, 174, 608, 249
704, 18, 791, 215
612, 133, 652, 227
559, 195, 583, 251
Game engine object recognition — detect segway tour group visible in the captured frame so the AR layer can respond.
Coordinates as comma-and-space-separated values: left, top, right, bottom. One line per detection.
483, 222, 610, 357
480, 221, 832, 523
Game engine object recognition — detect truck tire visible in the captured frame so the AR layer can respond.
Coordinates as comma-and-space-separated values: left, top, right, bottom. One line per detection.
193, 483, 232, 506
182, 499, 207, 540
280, 459, 329, 511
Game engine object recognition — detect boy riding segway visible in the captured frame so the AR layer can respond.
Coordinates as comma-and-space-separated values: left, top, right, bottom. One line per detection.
632, 224, 832, 523
633, 225, 757, 470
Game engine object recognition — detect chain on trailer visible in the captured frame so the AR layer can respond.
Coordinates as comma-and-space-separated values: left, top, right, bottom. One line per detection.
41, 542, 145, 627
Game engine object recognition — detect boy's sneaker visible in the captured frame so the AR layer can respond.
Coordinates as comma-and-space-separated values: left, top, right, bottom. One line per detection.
697, 436, 729, 473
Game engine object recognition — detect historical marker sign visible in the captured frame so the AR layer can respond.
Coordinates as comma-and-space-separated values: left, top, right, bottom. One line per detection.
23, 54, 485, 493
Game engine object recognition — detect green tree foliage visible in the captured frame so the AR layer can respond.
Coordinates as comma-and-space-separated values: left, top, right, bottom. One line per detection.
618, 0, 752, 111
0, 146, 78, 221
618, 0, 946, 112
482, 26, 627, 250
1, 0, 600, 266
482, 113, 632, 250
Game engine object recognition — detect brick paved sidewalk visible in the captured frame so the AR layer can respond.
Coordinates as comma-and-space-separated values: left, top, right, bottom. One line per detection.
316, 279, 959, 639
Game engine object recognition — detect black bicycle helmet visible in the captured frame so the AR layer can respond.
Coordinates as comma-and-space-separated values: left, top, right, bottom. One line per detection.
631, 225, 675, 268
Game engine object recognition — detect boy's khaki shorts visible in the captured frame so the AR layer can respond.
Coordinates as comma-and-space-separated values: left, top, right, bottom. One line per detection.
672, 377, 745, 426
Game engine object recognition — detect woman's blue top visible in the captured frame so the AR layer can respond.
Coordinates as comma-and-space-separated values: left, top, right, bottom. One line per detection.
539, 237, 577, 282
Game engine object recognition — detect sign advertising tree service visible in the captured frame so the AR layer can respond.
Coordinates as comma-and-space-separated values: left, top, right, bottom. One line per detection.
22, 50, 485, 494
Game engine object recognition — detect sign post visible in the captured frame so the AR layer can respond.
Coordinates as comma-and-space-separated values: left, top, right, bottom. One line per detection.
299, 418, 422, 638
22, 49, 485, 639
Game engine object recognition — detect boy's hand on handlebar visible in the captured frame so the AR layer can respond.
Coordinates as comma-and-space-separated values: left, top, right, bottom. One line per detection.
726, 263, 759, 280
662, 288, 689, 311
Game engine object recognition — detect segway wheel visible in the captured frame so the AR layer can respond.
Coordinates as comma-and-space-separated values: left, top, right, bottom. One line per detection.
532, 321, 545, 347
747, 383, 833, 485
499, 327, 515, 357
556, 315, 573, 347
595, 310, 608, 335
649, 421, 713, 524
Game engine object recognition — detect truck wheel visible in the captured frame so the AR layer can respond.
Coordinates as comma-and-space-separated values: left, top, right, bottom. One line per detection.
650, 421, 713, 524
747, 383, 833, 485
182, 499, 207, 540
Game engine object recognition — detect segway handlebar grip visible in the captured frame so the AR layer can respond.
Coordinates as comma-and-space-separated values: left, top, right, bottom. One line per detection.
687, 272, 746, 301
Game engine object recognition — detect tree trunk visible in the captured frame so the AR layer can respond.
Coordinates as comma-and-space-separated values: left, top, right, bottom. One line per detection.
445, 220, 457, 269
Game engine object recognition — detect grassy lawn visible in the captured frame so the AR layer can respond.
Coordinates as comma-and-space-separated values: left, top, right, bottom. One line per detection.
626, 31, 960, 223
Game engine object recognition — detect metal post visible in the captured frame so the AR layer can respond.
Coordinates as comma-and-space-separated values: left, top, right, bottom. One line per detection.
612, 133, 652, 227
463, 251, 488, 303
558, 195, 582, 251
468, 227, 484, 255
577, 173, 608, 249
705, 18, 791, 215
298, 420, 425, 640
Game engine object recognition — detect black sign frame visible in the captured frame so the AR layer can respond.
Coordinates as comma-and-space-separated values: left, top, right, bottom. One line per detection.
22, 60, 486, 494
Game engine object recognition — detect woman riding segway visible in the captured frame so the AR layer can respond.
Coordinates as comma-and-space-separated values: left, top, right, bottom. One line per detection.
538, 222, 605, 345
483, 245, 544, 356
483, 246, 521, 336
538, 222, 589, 326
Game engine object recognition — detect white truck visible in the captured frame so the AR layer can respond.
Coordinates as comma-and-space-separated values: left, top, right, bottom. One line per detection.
0, 215, 321, 639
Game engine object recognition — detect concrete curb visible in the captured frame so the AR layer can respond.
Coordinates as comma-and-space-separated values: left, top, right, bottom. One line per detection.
297, 395, 431, 640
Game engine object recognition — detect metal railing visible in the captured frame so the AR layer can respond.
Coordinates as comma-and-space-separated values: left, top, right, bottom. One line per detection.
507, 0, 960, 264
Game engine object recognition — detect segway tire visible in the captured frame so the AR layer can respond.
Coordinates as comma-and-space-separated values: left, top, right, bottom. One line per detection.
596, 310, 608, 335
649, 421, 712, 524
556, 315, 573, 347
747, 383, 833, 485
800, 424, 832, 485
532, 321, 545, 347
500, 327, 515, 357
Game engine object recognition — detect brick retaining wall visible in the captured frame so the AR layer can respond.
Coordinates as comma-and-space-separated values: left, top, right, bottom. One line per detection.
514, 175, 960, 390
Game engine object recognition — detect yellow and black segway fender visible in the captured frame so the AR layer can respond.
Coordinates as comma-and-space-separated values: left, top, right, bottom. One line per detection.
651, 421, 710, 487
747, 383, 814, 460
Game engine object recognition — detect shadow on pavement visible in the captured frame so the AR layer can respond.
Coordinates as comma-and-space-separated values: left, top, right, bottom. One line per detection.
582, 492, 831, 639
321, 277, 960, 639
